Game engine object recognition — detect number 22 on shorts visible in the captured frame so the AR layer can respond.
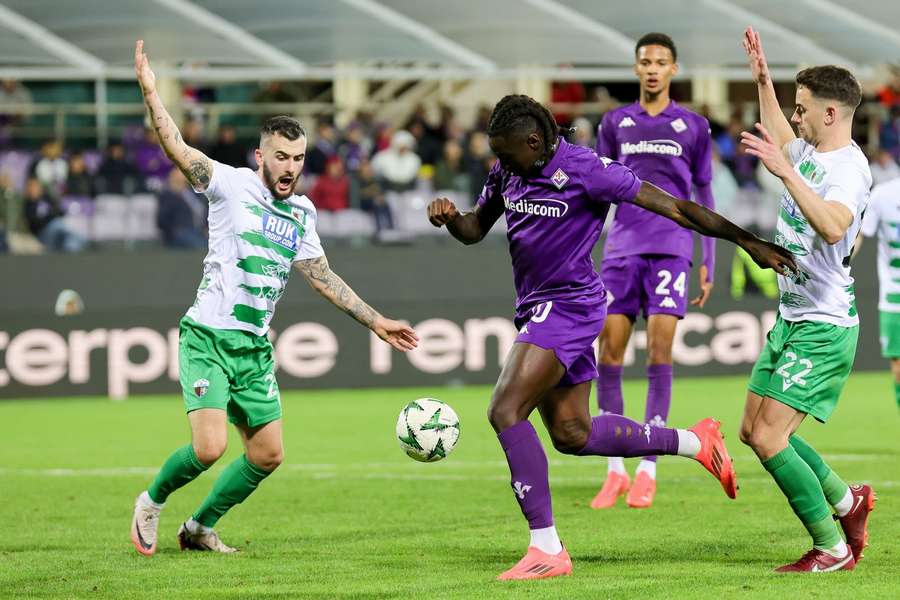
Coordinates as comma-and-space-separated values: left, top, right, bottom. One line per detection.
776, 351, 813, 392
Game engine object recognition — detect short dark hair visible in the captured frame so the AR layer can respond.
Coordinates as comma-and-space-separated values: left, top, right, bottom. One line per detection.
260, 115, 306, 141
795, 66, 862, 109
635, 32, 677, 62
486, 94, 559, 153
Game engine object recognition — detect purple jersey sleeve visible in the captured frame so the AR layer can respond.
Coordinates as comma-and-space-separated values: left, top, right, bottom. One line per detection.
476, 161, 505, 209
596, 112, 617, 160
585, 155, 642, 204
692, 117, 713, 186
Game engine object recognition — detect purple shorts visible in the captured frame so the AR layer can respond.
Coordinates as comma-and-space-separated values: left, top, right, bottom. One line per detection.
601, 254, 691, 319
514, 298, 606, 387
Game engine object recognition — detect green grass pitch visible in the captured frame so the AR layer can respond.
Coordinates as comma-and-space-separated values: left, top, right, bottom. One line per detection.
1, 373, 898, 599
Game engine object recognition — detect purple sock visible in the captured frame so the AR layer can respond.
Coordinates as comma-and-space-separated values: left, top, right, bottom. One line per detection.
597, 364, 624, 415
577, 414, 679, 457
497, 421, 554, 530
643, 364, 673, 463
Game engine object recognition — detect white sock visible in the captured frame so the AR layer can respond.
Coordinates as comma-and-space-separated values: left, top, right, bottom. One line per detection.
607, 457, 626, 474
186, 518, 212, 535
833, 487, 853, 517
675, 430, 701, 457
818, 538, 849, 558
530, 526, 563, 555
636, 459, 657, 479
139, 490, 164, 510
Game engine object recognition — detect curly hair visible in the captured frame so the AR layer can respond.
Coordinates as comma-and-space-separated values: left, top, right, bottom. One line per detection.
486, 95, 560, 155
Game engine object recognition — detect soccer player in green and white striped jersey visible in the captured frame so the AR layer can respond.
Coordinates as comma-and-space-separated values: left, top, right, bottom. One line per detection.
129, 40, 418, 555
856, 177, 900, 411
738, 27, 875, 573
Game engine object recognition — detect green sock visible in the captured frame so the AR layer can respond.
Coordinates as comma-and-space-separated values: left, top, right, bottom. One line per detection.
192, 455, 272, 528
762, 446, 841, 549
147, 444, 209, 504
789, 434, 849, 507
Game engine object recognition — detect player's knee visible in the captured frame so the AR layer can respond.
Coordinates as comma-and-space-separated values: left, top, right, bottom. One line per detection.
193, 440, 227, 465
745, 428, 783, 460
548, 420, 590, 455
599, 346, 625, 366
738, 424, 754, 447
646, 347, 673, 365
251, 448, 283, 472
487, 401, 517, 433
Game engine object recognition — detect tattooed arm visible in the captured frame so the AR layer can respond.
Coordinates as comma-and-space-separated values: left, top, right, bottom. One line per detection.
134, 40, 212, 191
295, 255, 419, 352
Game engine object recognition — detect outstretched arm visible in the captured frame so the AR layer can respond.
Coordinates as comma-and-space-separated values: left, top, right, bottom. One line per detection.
427, 197, 504, 245
632, 181, 797, 275
134, 40, 213, 190
294, 255, 418, 352
743, 27, 796, 154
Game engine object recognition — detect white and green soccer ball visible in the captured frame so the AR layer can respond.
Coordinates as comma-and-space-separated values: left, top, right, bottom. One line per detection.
395, 398, 460, 462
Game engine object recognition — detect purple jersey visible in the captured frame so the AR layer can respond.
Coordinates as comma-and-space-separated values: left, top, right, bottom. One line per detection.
597, 101, 712, 261
478, 138, 642, 311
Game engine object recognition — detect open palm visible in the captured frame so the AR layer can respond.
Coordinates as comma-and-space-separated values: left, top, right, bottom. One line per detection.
742, 27, 770, 86
134, 40, 156, 96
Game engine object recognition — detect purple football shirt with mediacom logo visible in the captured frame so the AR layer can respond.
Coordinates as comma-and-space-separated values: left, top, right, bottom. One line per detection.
477, 138, 642, 311
596, 101, 712, 260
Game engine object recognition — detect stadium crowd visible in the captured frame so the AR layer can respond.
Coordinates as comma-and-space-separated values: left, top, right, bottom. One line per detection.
2, 77, 900, 255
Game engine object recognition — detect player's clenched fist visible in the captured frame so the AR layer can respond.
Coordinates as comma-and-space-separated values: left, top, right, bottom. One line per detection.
427, 197, 460, 227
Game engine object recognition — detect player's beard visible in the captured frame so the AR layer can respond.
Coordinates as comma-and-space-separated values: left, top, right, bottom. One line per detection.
263, 163, 298, 199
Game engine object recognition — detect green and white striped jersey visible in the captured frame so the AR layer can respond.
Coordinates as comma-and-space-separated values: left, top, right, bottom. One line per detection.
774, 139, 871, 327
185, 161, 324, 335
861, 178, 900, 313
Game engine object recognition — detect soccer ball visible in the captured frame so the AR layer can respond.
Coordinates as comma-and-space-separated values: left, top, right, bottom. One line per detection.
395, 398, 460, 462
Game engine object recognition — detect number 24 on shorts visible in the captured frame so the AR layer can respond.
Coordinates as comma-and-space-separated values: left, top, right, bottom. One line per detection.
776, 351, 813, 392
656, 270, 686, 297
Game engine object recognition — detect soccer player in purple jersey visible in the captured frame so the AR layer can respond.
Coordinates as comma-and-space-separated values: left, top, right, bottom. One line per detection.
428, 95, 795, 580
593, 33, 717, 510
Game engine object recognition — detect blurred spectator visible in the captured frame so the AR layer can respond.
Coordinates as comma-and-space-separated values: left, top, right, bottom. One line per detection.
0, 173, 18, 253
877, 66, 900, 108
156, 169, 207, 249
699, 103, 727, 139
709, 146, 739, 223
253, 81, 297, 105
209, 125, 249, 167
182, 120, 208, 154
65, 152, 95, 198
134, 127, 173, 189
352, 158, 393, 232
879, 106, 900, 160
31, 140, 67, 196
371, 130, 421, 192
551, 79, 586, 127
309, 156, 350, 212
474, 105, 493, 132
570, 117, 594, 148
433, 140, 469, 194
870, 148, 900, 186
408, 120, 442, 166
306, 120, 338, 176
23, 176, 85, 252
0, 79, 32, 146
465, 132, 494, 203
97, 143, 139, 194
338, 122, 372, 173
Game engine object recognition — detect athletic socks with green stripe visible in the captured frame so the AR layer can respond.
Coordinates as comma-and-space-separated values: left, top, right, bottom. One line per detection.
192, 454, 272, 528
148, 444, 209, 504
763, 445, 848, 557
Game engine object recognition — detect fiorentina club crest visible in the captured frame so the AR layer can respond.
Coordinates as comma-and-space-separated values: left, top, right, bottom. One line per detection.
193, 378, 210, 398
671, 118, 687, 133
550, 168, 569, 189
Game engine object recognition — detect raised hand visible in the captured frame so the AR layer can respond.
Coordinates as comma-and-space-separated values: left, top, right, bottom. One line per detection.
742, 26, 770, 86
742, 237, 796, 277
741, 123, 793, 178
372, 317, 419, 352
134, 40, 156, 97
427, 197, 460, 227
